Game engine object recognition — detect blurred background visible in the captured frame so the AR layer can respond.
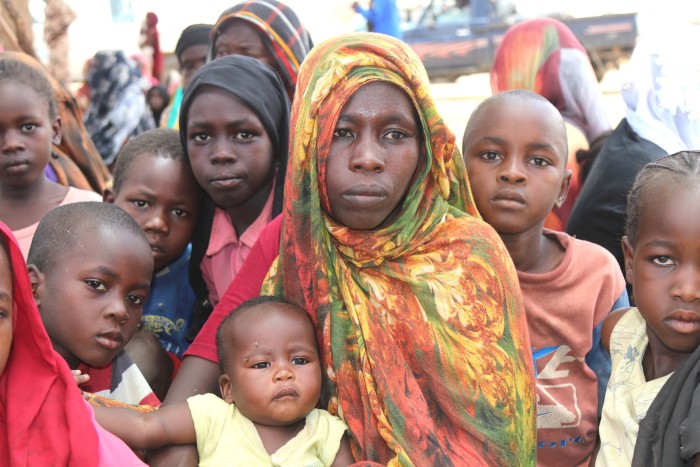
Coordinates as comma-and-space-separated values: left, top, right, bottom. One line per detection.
17, 0, 695, 140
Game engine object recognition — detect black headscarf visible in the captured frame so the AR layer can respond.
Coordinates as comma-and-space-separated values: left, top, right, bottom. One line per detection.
174, 24, 213, 61
178, 54, 290, 330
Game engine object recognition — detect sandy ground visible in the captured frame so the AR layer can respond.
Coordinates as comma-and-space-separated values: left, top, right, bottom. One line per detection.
431, 65, 629, 144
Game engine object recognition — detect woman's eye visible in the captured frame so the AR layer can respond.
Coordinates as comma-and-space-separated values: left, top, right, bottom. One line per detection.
133, 200, 148, 208
530, 157, 552, 167
85, 280, 106, 291
252, 362, 270, 369
652, 256, 675, 266
385, 130, 406, 140
333, 129, 352, 138
292, 357, 309, 365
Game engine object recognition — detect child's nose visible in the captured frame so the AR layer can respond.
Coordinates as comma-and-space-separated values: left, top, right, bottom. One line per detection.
498, 160, 526, 184
144, 210, 169, 235
105, 300, 129, 324
349, 137, 385, 173
210, 140, 237, 164
672, 265, 700, 302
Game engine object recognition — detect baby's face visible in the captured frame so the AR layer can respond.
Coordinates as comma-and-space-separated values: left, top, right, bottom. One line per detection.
0, 244, 12, 376
219, 304, 322, 427
34, 227, 153, 369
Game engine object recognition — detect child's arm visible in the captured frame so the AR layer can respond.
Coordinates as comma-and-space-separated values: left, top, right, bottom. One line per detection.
601, 307, 631, 353
330, 434, 355, 467
92, 403, 196, 451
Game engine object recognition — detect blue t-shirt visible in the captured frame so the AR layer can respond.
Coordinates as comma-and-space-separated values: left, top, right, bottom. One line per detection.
140, 244, 197, 358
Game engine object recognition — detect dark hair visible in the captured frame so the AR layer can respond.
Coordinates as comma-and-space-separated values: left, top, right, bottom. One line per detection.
0, 234, 12, 280
111, 128, 187, 194
27, 202, 148, 273
0, 58, 57, 120
625, 151, 700, 245
215, 296, 311, 371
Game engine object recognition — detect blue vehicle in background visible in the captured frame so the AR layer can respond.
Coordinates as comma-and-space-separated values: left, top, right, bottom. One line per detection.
402, 0, 637, 81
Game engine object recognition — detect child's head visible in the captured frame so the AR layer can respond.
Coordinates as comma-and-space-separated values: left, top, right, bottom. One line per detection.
0, 234, 12, 376
462, 90, 570, 236
106, 128, 202, 272
174, 24, 212, 90
26, 202, 154, 369
622, 152, 700, 357
0, 58, 61, 189
178, 54, 289, 216
216, 296, 321, 427
146, 85, 169, 115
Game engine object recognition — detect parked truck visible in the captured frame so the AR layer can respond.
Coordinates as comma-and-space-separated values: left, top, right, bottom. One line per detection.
402, 0, 637, 81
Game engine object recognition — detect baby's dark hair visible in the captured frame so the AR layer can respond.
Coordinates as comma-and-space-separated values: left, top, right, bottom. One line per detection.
111, 128, 187, 194
215, 296, 312, 372
0, 58, 57, 120
625, 151, 700, 246
27, 202, 148, 274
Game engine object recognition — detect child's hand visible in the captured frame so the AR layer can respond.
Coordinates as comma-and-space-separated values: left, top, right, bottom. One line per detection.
71, 369, 90, 387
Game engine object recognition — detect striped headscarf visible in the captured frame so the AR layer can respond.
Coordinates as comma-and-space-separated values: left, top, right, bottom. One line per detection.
210, 0, 313, 98
491, 18, 611, 143
264, 33, 535, 466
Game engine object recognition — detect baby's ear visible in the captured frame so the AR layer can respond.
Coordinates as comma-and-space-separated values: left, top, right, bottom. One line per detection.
218, 373, 235, 404
103, 188, 115, 203
26, 264, 44, 306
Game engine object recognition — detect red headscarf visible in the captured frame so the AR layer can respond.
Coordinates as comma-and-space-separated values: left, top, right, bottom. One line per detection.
0, 222, 99, 466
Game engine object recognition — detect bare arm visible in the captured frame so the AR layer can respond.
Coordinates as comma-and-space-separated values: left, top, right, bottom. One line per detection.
601, 307, 630, 353
93, 403, 195, 451
146, 356, 221, 467
331, 434, 355, 466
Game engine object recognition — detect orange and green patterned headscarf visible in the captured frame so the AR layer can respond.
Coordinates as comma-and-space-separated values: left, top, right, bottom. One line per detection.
264, 33, 535, 466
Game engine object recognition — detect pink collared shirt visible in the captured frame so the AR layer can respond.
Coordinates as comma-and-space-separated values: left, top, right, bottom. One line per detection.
201, 191, 274, 305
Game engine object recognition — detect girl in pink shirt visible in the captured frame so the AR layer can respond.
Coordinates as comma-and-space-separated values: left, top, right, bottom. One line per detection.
178, 55, 290, 320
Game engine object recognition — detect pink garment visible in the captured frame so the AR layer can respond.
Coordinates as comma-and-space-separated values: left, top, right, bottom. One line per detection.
201, 191, 274, 304
519, 230, 625, 466
83, 401, 146, 466
13, 187, 102, 259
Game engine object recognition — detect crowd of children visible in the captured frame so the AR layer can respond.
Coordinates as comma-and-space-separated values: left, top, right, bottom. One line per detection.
2, 1, 700, 466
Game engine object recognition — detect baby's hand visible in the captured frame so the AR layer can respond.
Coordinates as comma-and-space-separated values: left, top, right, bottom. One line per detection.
71, 369, 90, 387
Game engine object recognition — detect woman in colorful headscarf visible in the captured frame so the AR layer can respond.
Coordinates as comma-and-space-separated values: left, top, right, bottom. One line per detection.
84, 50, 155, 166
209, 0, 313, 99
0, 222, 145, 466
264, 32, 535, 465
567, 16, 700, 292
491, 17, 612, 230
155, 32, 535, 467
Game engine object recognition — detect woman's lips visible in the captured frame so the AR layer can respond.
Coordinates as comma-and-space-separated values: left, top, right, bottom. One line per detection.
342, 185, 389, 205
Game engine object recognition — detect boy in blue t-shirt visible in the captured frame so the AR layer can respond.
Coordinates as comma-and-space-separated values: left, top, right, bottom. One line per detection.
105, 128, 203, 398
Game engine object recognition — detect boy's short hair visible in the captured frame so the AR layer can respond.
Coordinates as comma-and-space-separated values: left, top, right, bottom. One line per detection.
215, 296, 311, 371
111, 128, 186, 194
27, 202, 148, 274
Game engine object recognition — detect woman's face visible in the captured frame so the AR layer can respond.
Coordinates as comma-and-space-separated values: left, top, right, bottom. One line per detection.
325, 81, 420, 230
0, 244, 13, 376
214, 20, 280, 77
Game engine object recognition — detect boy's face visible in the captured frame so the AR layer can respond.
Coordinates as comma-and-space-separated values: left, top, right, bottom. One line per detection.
29, 227, 153, 369
0, 245, 12, 376
622, 185, 700, 359
105, 155, 201, 272
462, 96, 570, 236
219, 304, 322, 427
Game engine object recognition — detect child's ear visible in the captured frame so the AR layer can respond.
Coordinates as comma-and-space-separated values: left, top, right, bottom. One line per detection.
621, 236, 635, 285
219, 373, 235, 404
103, 188, 115, 203
554, 169, 572, 209
51, 117, 62, 146
26, 264, 45, 306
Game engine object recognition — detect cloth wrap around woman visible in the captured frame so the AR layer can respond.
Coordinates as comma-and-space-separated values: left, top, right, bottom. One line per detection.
262, 32, 536, 466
